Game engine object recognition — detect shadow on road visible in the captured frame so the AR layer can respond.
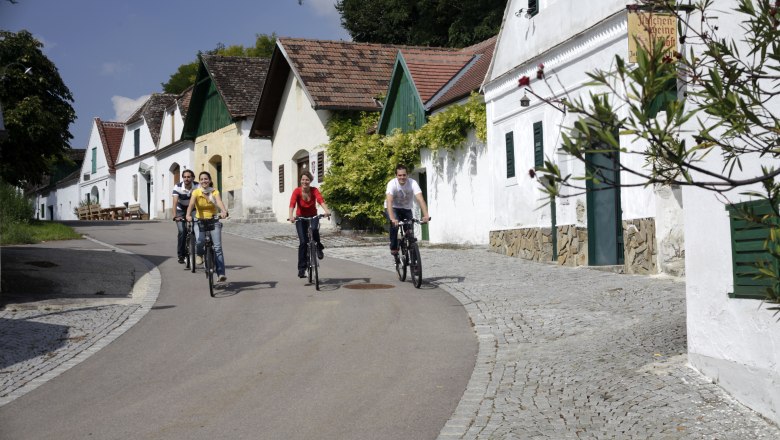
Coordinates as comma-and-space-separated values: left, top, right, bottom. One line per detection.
215, 281, 278, 297
0, 317, 69, 369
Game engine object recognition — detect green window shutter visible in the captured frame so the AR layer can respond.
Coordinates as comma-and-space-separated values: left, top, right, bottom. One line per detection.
91, 148, 97, 174
533, 121, 544, 169
727, 200, 778, 300
528, 0, 538, 17
505, 132, 515, 178
134, 129, 140, 156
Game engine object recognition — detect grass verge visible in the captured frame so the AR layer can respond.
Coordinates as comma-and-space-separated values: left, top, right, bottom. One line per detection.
1, 221, 81, 245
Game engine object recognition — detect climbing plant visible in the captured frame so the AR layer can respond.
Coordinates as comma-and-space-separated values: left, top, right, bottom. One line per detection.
320, 93, 486, 230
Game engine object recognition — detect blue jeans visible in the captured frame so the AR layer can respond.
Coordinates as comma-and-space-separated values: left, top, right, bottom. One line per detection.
296, 217, 321, 271
385, 208, 413, 251
197, 221, 225, 276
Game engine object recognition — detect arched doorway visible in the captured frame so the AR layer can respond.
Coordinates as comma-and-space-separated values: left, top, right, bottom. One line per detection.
292, 150, 310, 187
208, 155, 223, 192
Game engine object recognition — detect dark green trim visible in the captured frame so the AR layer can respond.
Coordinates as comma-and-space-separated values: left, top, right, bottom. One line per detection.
533, 121, 543, 169
528, 0, 539, 17
182, 57, 234, 141
727, 200, 778, 300
505, 132, 515, 178
378, 53, 426, 135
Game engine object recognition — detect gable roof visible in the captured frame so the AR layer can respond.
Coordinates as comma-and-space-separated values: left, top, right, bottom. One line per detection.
201, 55, 270, 118
125, 93, 177, 146
95, 118, 124, 173
177, 85, 194, 119
429, 35, 497, 109
401, 50, 475, 104
250, 38, 459, 137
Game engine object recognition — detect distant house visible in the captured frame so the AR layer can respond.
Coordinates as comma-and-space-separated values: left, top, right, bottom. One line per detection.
114, 93, 177, 217
78, 118, 124, 209
29, 148, 85, 221
154, 86, 194, 219
251, 38, 434, 224
181, 55, 271, 221
377, 36, 496, 244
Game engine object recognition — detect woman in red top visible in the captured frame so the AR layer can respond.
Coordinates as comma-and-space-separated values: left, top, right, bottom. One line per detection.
288, 171, 331, 278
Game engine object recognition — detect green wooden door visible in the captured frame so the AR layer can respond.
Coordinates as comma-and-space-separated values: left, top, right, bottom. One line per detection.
586, 149, 624, 265
216, 163, 222, 193
418, 171, 429, 241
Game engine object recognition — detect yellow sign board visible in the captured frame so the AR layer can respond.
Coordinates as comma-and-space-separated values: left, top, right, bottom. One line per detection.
627, 10, 677, 63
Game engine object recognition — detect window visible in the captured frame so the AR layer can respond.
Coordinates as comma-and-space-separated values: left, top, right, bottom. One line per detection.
133, 175, 138, 201
134, 129, 140, 156
533, 121, 544, 169
527, 0, 538, 17
278, 165, 284, 193
317, 151, 325, 182
91, 147, 97, 174
505, 132, 515, 178
727, 200, 778, 299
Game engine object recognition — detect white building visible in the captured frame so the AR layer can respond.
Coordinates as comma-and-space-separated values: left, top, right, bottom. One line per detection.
482, 0, 684, 274
78, 118, 125, 209
153, 87, 195, 219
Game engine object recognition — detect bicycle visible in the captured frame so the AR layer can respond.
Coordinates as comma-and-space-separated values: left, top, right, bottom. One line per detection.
195, 216, 221, 297
395, 218, 428, 288
295, 214, 328, 291
174, 217, 196, 272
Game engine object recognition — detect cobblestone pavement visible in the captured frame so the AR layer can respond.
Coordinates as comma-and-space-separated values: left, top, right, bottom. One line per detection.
0, 237, 160, 407
225, 222, 780, 440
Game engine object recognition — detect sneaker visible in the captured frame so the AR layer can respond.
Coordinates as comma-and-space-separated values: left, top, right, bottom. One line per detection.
316, 243, 324, 260
196, 255, 203, 265
298, 269, 306, 278
177, 257, 185, 264
218, 275, 227, 282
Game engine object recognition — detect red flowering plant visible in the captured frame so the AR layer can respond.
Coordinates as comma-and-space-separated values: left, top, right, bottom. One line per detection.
518, 75, 530, 87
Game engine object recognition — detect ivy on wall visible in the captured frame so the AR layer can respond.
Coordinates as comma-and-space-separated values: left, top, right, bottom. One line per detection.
320, 93, 486, 230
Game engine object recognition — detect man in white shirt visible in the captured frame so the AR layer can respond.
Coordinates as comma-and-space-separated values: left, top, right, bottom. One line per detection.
385, 164, 430, 261
172, 169, 198, 263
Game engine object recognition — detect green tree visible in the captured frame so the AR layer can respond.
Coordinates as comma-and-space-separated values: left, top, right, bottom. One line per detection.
536, 0, 780, 311
0, 30, 75, 186
162, 33, 277, 94
335, 0, 505, 47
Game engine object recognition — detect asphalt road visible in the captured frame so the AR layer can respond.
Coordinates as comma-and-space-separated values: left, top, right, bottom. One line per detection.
0, 221, 477, 440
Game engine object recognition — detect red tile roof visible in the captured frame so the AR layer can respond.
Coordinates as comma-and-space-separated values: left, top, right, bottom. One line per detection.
401, 50, 474, 103
95, 118, 124, 173
429, 36, 497, 109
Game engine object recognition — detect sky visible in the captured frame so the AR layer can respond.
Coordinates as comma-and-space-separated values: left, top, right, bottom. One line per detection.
0, 0, 350, 150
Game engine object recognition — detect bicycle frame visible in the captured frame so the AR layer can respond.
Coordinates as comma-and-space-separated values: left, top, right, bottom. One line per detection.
395, 218, 425, 288
296, 214, 326, 291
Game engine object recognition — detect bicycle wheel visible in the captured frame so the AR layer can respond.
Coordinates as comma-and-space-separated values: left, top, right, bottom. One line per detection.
409, 242, 422, 288
188, 231, 196, 272
396, 240, 407, 281
313, 249, 320, 291
206, 246, 215, 297
307, 243, 314, 284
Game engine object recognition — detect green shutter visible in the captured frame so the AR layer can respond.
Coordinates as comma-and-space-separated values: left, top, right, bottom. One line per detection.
533, 121, 544, 169
727, 200, 778, 299
528, 0, 538, 17
91, 148, 97, 174
505, 132, 515, 178
134, 129, 140, 156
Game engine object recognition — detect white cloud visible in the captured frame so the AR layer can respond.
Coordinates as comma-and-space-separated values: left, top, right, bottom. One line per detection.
100, 61, 130, 77
306, 0, 339, 18
112, 95, 150, 122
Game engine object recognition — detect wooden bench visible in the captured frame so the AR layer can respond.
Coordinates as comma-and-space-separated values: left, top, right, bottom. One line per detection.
77, 205, 89, 220
88, 204, 102, 220
126, 204, 148, 220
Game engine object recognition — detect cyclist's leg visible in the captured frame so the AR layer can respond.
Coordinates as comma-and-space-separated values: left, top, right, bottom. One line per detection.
385, 209, 399, 255
195, 223, 205, 256
295, 219, 308, 275
176, 220, 186, 259
311, 217, 324, 257
212, 222, 226, 278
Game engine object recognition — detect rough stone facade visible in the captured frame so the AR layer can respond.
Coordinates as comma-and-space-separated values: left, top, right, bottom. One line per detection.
488, 227, 554, 262
623, 217, 658, 275
490, 218, 660, 275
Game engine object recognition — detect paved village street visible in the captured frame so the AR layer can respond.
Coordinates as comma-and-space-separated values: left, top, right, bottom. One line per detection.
1, 221, 779, 439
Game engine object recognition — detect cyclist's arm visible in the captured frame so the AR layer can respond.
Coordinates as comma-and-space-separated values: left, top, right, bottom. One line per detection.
314, 188, 330, 217
414, 192, 430, 223
213, 193, 229, 219
172, 194, 180, 219
386, 193, 398, 225
318, 201, 331, 217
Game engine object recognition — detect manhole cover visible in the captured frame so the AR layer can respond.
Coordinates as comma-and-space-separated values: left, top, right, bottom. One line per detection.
115, 243, 145, 246
25, 261, 58, 268
343, 283, 395, 290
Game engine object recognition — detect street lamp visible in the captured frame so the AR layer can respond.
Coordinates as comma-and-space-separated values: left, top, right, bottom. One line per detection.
0, 62, 33, 141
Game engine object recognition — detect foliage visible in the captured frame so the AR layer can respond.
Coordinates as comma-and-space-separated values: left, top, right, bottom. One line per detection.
535, 0, 780, 311
335, 0, 505, 47
320, 94, 486, 229
0, 178, 33, 225
1, 220, 81, 245
162, 33, 277, 94
0, 30, 76, 186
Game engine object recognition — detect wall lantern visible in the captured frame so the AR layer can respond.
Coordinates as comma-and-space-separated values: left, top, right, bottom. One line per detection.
520, 88, 567, 114
520, 92, 531, 107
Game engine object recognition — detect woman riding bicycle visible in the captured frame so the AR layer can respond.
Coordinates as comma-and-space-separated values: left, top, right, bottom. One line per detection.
288, 171, 330, 278
185, 171, 229, 282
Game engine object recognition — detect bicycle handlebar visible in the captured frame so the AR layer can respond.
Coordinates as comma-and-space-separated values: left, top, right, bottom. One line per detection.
292, 214, 330, 221
398, 216, 431, 225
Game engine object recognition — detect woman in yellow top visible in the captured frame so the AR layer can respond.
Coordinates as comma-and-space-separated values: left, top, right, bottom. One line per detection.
185, 171, 229, 282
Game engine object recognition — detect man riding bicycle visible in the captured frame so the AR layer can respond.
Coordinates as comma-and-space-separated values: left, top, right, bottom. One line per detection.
385, 164, 430, 262
172, 169, 198, 263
